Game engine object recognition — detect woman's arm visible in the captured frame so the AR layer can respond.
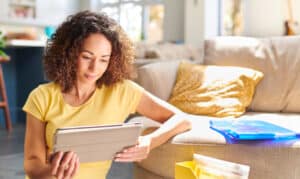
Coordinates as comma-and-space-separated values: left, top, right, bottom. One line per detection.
115, 91, 191, 162
24, 113, 79, 179
24, 113, 52, 178
136, 91, 191, 149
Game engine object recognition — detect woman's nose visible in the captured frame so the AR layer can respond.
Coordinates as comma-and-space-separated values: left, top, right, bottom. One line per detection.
88, 60, 97, 71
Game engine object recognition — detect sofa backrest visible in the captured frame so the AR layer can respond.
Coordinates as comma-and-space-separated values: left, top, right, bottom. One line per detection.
134, 42, 204, 63
136, 60, 181, 101
204, 36, 300, 113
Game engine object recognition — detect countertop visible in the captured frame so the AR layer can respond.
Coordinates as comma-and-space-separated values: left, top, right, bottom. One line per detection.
6, 39, 46, 47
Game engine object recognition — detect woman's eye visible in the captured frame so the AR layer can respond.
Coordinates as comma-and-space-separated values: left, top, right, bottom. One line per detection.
82, 56, 91, 60
100, 59, 109, 63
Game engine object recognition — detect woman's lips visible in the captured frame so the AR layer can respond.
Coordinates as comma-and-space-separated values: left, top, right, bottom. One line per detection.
85, 74, 98, 79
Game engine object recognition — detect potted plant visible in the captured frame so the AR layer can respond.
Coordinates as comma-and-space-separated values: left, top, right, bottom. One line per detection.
0, 30, 9, 61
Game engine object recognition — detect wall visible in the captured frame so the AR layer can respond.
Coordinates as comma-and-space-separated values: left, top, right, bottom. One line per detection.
37, 0, 80, 26
243, 0, 300, 37
79, 0, 98, 11
184, 0, 204, 46
163, 0, 204, 45
163, 0, 185, 43
204, 0, 219, 38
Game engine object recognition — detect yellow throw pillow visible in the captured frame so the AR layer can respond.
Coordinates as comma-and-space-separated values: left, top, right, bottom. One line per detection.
168, 62, 264, 117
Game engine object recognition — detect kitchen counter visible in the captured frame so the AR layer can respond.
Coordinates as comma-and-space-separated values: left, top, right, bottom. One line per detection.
6, 39, 46, 47
1, 45, 45, 126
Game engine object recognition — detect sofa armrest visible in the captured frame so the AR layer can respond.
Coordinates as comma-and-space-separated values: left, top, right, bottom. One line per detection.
129, 114, 227, 145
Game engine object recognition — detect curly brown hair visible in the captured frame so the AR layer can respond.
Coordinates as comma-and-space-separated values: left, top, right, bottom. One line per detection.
44, 10, 135, 92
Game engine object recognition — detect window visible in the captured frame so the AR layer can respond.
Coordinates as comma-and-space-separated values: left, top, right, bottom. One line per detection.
99, 0, 164, 42
221, 0, 244, 36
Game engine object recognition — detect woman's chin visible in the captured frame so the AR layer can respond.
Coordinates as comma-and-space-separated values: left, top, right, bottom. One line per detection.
80, 78, 98, 85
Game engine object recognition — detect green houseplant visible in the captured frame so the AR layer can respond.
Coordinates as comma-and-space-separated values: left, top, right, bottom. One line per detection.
0, 30, 9, 61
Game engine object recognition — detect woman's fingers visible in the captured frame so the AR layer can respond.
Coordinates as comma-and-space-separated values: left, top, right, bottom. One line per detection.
70, 157, 80, 178
50, 151, 80, 179
56, 151, 74, 179
114, 136, 154, 162
118, 148, 147, 158
64, 153, 77, 178
115, 146, 149, 162
51, 151, 64, 175
115, 154, 147, 162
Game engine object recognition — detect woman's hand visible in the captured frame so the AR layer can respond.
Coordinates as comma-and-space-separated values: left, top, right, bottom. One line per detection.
114, 136, 153, 162
50, 151, 80, 179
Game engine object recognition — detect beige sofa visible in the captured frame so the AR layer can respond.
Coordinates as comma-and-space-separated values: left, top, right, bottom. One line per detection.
133, 42, 203, 68
132, 36, 300, 179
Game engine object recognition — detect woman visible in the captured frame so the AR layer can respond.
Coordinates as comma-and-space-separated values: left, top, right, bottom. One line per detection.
23, 11, 191, 179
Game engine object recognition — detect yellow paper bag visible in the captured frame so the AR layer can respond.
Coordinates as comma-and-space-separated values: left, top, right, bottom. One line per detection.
175, 154, 250, 179
175, 161, 224, 179
175, 161, 197, 179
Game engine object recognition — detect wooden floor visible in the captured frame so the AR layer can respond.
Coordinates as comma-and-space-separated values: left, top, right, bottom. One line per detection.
0, 123, 133, 179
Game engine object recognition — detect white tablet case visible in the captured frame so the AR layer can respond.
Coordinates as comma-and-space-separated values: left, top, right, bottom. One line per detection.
53, 122, 142, 163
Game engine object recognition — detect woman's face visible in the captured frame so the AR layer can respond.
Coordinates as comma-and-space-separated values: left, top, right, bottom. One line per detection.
77, 33, 112, 86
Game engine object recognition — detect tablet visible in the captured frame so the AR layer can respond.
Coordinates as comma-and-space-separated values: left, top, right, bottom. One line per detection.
53, 122, 142, 163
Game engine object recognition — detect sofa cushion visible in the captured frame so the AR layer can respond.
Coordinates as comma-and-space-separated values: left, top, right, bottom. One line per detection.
172, 112, 300, 145
168, 62, 263, 117
145, 43, 203, 62
136, 60, 182, 101
134, 42, 204, 63
204, 36, 300, 113
132, 112, 300, 146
